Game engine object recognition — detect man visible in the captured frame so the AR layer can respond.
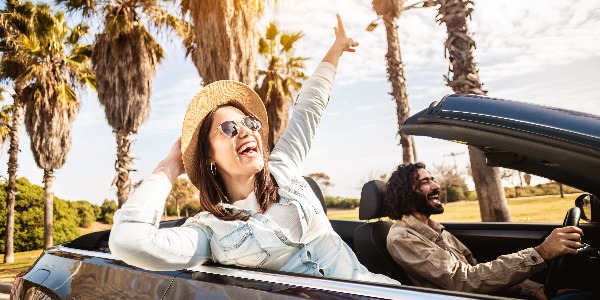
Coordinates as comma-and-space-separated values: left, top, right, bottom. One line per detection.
384, 163, 584, 300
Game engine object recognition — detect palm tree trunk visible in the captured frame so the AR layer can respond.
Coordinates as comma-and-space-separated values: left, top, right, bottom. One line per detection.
43, 168, 55, 248
411, 136, 418, 162
382, 14, 415, 164
439, 0, 510, 221
3, 98, 24, 263
469, 147, 511, 221
115, 131, 132, 208
188, 0, 259, 86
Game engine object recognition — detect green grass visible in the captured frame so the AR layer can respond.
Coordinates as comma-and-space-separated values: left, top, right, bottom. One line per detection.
327, 194, 579, 223
0, 249, 43, 282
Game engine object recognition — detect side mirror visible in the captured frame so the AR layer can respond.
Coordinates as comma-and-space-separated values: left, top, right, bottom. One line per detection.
575, 194, 600, 222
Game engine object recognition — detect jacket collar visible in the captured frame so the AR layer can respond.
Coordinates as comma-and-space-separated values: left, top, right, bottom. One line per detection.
401, 214, 445, 242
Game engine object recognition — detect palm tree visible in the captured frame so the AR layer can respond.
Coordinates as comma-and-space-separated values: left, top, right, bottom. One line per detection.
436, 0, 510, 221
255, 22, 308, 150
58, 0, 188, 207
0, 87, 13, 262
370, 0, 416, 164
181, 0, 264, 86
16, 5, 95, 248
0, 0, 35, 262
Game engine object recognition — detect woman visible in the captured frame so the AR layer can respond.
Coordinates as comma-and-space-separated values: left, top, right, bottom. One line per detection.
109, 15, 398, 285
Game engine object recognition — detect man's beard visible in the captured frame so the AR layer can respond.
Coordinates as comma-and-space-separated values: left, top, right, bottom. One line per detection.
415, 189, 444, 216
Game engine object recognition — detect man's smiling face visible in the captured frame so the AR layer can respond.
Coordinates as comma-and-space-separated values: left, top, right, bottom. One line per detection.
414, 168, 444, 216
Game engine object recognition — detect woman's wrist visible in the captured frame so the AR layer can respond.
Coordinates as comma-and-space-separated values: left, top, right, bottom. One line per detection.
322, 45, 344, 67
153, 160, 183, 184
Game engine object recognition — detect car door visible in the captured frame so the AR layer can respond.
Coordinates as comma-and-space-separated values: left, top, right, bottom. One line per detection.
18, 249, 178, 299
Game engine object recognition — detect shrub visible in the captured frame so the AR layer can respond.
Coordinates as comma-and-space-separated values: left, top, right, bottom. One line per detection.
71, 200, 100, 228
504, 182, 581, 198
0, 178, 84, 252
324, 196, 359, 209
446, 185, 469, 202
99, 199, 118, 224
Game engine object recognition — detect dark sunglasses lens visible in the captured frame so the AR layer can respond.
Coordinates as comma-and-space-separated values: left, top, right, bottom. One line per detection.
244, 116, 261, 131
220, 121, 239, 137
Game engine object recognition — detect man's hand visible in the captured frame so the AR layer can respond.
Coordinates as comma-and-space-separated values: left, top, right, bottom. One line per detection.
534, 226, 583, 261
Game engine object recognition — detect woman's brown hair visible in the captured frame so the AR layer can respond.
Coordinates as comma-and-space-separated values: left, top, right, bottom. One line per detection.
195, 101, 279, 220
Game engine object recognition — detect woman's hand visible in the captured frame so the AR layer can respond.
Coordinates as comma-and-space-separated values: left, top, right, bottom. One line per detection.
153, 137, 185, 184
322, 14, 359, 66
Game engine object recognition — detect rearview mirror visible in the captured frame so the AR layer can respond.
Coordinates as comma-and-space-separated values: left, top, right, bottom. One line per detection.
575, 194, 600, 222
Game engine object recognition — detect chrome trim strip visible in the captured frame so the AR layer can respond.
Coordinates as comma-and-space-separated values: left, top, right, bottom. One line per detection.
188, 265, 468, 299
56, 246, 471, 299
55, 246, 115, 260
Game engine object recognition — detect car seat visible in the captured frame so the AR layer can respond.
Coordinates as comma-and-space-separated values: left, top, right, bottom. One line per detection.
354, 180, 413, 285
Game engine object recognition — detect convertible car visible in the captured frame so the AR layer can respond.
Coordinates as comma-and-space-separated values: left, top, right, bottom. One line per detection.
10, 95, 600, 299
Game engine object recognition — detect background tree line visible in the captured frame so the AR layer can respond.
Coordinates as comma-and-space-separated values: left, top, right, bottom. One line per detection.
0, 177, 117, 253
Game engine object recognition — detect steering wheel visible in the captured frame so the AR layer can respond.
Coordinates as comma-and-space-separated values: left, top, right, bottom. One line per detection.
544, 207, 581, 299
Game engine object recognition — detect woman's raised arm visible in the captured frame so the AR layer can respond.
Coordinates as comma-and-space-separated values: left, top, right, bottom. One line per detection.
269, 14, 358, 177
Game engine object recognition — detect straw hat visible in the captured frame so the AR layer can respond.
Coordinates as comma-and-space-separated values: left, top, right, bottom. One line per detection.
181, 80, 268, 188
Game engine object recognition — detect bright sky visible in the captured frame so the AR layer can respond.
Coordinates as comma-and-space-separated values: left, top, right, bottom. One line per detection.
1, 0, 599, 205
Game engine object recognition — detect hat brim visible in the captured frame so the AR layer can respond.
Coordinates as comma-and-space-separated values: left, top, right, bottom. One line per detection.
181, 80, 269, 189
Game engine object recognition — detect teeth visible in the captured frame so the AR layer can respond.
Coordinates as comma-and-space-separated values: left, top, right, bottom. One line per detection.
238, 142, 257, 153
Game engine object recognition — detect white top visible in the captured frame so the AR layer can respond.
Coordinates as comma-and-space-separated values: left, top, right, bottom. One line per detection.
232, 192, 303, 242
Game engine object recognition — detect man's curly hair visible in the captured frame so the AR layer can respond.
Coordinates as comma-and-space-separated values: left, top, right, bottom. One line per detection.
383, 162, 426, 220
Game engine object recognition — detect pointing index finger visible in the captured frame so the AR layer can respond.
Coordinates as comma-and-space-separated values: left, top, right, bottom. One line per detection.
336, 14, 345, 34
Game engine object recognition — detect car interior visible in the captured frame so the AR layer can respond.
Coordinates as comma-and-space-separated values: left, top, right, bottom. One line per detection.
354, 180, 413, 285
64, 174, 600, 297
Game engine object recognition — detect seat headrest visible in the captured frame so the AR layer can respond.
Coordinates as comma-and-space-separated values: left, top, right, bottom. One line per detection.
359, 180, 386, 220
304, 176, 327, 214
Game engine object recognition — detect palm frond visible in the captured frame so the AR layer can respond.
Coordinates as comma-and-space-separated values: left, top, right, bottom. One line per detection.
55, 0, 97, 18
66, 23, 90, 46
280, 31, 303, 52
265, 22, 278, 41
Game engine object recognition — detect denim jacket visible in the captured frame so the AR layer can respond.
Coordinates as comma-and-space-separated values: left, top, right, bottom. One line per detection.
109, 62, 399, 285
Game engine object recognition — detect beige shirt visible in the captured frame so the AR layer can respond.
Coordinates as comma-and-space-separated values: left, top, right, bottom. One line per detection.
387, 215, 546, 299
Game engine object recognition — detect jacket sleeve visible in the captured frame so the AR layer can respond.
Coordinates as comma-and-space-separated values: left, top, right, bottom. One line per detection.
448, 232, 544, 298
387, 227, 546, 296
268, 62, 336, 182
109, 173, 211, 271
502, 279, 544, 299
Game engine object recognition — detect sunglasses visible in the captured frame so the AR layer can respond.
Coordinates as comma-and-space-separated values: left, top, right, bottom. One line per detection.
215, 116, 262, 138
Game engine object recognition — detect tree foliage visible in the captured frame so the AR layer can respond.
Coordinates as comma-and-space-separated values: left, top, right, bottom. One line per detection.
99, 199, 117, 224
165, 177, 198, 218
431, 162, 469, 202
324, 196, 360, 210
0, 177, 101, 252
0, 87, 11, 146
256, 22, 308, 150
307, 172, 333, 195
